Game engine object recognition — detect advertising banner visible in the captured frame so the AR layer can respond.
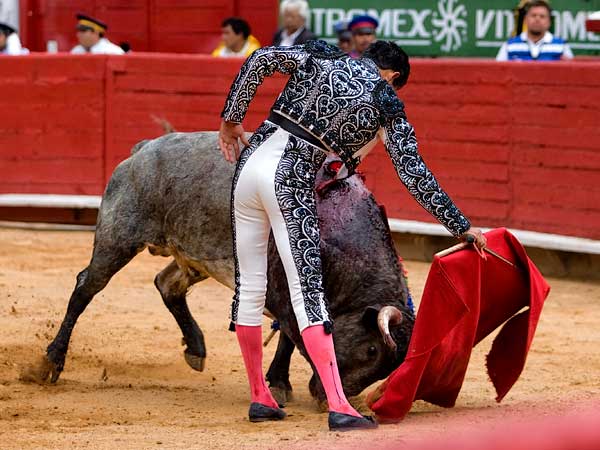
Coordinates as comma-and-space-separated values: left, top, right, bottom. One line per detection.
306, 0, 600, 57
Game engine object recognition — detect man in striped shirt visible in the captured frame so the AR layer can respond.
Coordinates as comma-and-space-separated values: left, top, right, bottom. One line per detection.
496, 0, 573, 61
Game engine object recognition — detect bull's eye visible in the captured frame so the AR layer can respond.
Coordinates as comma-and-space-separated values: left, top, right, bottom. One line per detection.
367, 346, 377, 357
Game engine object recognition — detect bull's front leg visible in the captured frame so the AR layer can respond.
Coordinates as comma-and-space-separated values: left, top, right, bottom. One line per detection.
32, 240, 142, 384
266, 331, 295, 407
44, 267, 108, 383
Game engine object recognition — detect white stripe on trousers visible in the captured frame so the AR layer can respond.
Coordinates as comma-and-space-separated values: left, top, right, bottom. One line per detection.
233, 126, 324, 332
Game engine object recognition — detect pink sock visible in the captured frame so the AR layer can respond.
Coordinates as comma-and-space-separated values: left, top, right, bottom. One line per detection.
301, 325, 361, 417
236, 324, 279, 408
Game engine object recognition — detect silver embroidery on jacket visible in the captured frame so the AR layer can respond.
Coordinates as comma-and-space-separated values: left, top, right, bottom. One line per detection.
222, 41, 470, 236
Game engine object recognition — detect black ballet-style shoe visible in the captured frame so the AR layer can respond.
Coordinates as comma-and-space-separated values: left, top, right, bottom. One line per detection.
328, 411, 378, 431
248, 402, 287, 422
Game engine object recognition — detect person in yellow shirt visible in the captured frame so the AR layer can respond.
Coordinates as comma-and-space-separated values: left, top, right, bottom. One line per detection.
212, 17, 260, 58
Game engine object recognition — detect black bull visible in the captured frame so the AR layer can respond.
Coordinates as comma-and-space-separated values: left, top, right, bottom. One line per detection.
39, 131, 415, 403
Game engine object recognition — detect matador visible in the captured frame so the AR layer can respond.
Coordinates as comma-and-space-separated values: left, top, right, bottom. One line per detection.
218, 40, 486, 431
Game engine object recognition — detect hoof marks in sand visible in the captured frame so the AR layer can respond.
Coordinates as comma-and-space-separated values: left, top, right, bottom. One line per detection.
19, 355, 57, 384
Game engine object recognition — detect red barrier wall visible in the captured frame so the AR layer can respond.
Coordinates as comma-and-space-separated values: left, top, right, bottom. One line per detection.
19, 0, 279, 54
0, 55, 106, 195
360, 60, 600, 239
103, 54, 285, 179
0, 55, 599, 240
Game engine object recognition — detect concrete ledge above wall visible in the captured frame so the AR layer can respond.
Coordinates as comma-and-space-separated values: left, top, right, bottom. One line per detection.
1, 194, 598, 280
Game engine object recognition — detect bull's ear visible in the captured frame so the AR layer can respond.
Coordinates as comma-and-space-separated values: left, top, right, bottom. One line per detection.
362, 304, 383, 329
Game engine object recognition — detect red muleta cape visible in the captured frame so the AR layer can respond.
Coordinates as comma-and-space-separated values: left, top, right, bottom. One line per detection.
366, 228, 550, 422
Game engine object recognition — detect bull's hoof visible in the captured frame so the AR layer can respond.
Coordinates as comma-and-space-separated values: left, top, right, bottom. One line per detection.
269, 386, 294, 407
45, 347, 66, 383
184, 349, 205, 372
19, 354, 57, 384
315, 398, 328, 413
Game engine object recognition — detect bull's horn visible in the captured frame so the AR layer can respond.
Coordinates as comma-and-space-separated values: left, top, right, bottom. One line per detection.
377, 306, 403, 352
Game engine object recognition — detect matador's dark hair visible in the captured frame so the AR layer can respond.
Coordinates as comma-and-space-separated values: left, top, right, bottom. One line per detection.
222, 17, 251, 39
363, 41, 410, 89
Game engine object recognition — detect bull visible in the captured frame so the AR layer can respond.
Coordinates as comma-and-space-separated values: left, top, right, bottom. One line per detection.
38, 131, 415, 404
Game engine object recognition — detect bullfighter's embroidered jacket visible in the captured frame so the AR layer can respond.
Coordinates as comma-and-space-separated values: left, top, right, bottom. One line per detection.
221, 40, 470, 236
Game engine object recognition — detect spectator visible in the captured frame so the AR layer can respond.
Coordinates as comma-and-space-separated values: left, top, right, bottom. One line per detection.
272, 0, 316, 46
496, 0, 573, 61
0, 22, 29, 55
348, 15, 378, 58
212, 17, 260, 58
334, 21, 353, 54
70, 14, 124, 55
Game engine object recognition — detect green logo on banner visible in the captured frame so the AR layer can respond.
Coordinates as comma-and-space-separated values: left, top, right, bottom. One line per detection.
305, 0, 600, 56
431, 0, 468, 52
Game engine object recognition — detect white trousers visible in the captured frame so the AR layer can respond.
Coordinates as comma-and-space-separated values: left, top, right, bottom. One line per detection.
231, 123, 330, 332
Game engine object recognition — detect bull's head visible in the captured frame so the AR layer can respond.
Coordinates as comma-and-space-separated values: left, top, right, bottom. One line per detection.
309, 155, 416, 400
310, 303, 414, 400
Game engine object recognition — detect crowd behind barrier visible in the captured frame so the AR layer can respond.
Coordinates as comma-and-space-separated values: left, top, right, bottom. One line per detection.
4, 0, 598, 58
0, 54, 598, 240
8, 0, 278, 54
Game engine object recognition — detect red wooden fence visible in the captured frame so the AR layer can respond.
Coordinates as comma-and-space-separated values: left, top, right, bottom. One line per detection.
0, 54, 599, 240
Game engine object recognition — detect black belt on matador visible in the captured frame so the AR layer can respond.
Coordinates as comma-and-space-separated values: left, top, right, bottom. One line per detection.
267, 111, 328, 152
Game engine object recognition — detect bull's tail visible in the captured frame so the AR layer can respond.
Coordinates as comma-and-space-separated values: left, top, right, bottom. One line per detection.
151, 115, 175, 134
131, 115, 176, 155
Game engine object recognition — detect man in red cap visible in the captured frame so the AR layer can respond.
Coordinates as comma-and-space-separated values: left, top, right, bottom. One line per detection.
348, 14, 378, 58
70, 13, 124, 55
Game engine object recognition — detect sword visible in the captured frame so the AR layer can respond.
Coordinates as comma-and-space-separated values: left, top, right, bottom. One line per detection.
465, 234, 518, 268
263, 329, 278, 347
483, 247, 518, 268
435, 235, 518, 269
263, 320, 280, 347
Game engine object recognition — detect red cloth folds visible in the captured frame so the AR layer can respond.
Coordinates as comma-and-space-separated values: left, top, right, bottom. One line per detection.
366, 228, 550, 423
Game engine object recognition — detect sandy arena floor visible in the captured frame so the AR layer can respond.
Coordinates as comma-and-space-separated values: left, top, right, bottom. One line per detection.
0, 228, 598, 449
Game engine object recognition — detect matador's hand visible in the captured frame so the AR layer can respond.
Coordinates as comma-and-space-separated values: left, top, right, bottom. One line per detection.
219, 120, 250, 163
460, 227, 487, 252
